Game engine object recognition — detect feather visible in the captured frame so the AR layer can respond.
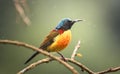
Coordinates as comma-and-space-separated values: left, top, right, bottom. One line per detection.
47, 30, 71, 52
40, 30, 59, 49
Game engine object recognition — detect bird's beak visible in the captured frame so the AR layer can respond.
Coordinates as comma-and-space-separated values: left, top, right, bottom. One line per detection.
72, 19, 83, 24
73, 19, 83, 22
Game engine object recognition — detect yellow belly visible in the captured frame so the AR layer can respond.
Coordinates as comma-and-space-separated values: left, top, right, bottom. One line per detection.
47, 30, 71, 52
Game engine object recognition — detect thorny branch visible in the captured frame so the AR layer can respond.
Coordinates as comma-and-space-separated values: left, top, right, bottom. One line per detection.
0, 39, 120, 74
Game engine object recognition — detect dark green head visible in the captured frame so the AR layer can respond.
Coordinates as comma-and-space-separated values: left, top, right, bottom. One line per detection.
55, 18, 82, 30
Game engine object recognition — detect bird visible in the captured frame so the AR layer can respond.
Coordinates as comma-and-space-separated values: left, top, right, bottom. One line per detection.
24, 18, 82, 64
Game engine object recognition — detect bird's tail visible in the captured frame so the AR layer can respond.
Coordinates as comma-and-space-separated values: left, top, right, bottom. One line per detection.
24, 51, 39, 64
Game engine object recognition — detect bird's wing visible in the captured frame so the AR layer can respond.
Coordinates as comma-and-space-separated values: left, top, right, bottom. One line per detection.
24, 30, 59, 64
39, 30, 59, 50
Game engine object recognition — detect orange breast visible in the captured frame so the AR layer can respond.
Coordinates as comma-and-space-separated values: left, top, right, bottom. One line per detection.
47, 30, 71, 52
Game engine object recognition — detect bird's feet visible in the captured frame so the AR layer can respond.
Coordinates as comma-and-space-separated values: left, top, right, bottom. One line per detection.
57, 52, 67, 62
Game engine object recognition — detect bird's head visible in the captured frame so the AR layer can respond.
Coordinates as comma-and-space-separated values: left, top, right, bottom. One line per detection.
55, 18, 82, 31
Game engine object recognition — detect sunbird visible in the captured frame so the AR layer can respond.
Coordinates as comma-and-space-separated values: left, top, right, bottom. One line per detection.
25, 18, 82, 64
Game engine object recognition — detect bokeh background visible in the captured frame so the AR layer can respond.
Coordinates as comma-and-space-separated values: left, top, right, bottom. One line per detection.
0, 0, 120, 74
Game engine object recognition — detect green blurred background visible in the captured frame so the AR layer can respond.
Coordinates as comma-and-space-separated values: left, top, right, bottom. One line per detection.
0, 0, 120, 74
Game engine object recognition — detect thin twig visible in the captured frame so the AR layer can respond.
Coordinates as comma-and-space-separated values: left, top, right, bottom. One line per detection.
0, 40, 78, 74
96, 66, 120, 74
71, 40, 81, 60
17, 58, 53, 74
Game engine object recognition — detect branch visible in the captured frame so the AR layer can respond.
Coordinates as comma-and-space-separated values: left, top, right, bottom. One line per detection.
0, 40, 78, 74
17, 58, 53, 74
71, 40, 81, 60
96, 66, 120, 74
17, 57, 95, 74
1, 39, 120, 74
18, 57, 120, 74
17, 40, 94, 74
68, 59, 95, 74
